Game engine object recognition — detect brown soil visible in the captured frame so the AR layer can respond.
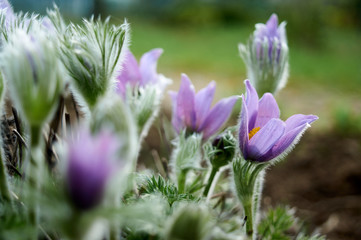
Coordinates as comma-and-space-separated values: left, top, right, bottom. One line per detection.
263, 131, 361, 240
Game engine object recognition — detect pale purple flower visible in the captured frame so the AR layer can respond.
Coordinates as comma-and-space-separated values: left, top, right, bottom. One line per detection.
170, 74, 239, 140
66, 129, 120, 210
239, 80, 318, 162
116, 48, 164, 97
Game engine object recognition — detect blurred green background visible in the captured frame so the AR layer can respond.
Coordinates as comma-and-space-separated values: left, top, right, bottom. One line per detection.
11, 0, 361, 131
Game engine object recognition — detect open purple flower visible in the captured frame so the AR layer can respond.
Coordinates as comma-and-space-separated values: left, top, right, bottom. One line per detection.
170, 74, 239, 140
66, 129, 120, 210
116, 48, 166, 97
239, 80, 318, 162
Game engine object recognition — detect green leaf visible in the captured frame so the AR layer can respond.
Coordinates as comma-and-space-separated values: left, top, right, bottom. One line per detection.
138, 175, 198, 207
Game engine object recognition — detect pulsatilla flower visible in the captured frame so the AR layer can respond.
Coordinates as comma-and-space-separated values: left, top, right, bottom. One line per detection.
170, 74, 238, 140
66, 129, 120, 211
116, 48, 168, 97
239, 80, 318, 162
239, 13, 289, 95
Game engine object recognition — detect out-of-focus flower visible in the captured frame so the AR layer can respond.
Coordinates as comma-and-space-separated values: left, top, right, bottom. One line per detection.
239, 13, 289, 95
116, 48, 168, 97
0, 28, 63, 126
115, 48, 170, 141
238, 80, 318, 162
66, 129, 120, 211
170, 74, 238, 140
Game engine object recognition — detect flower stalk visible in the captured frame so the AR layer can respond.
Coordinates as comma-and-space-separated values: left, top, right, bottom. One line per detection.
177, 169, 188, 194
28, 125, 44, 234
203, 166, 218, 197
233, 157, 266, 239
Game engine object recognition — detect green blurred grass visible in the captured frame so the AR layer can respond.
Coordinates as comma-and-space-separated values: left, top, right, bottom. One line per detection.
128, 19, 361, 94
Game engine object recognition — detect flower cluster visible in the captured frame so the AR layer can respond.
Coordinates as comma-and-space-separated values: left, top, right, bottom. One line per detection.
0, 6, 322, 240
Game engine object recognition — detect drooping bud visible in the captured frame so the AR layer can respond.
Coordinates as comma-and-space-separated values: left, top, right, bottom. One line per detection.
209, 130, 236, 170
239, 14, 289, 95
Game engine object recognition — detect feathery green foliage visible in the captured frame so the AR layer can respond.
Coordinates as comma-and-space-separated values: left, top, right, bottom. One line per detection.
61, 17, 128, 108
139, 175, 198, 207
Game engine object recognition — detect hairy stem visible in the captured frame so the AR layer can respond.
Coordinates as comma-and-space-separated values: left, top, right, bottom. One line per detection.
27, 125, 43, 239
203, 166, 218, 197
177, 169, 188, 194
243, 198, 253, 238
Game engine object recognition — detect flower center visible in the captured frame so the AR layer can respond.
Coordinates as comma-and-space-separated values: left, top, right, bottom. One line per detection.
249, 127, 260, 140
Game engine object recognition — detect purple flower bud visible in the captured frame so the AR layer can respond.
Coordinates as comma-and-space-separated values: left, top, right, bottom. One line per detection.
66, 129, 120, 210
239, 14, 289, 95
170, 74, 239, 140
238, 80, 318, 162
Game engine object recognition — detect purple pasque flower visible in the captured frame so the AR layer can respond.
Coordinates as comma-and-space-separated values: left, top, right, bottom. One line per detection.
66, 129, 120, 210
116, 48, 165, 97
239, 80, 318, 162
170, 74, 239, 140
254, 13, 286, 62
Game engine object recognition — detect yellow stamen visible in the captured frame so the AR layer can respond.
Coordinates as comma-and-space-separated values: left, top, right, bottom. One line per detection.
249, 127, 260, 140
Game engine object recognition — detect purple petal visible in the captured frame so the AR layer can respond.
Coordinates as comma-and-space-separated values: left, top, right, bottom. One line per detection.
244, 80, 259, 130
176, 74, 196, 130
285, 114, 318, 133
116, 50, 141, 95
170, 91, 184, 133
198, 95, 239, 140
263, 123, 310, 161
195, 81, 216, 128
254, 24, 267, 41
278, 21, 287, 44
266, 14, 279, 31
238, 95, 249, 159
247, 118, 285, 161
139, 48, 163, 85
254, 93, 280, 128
